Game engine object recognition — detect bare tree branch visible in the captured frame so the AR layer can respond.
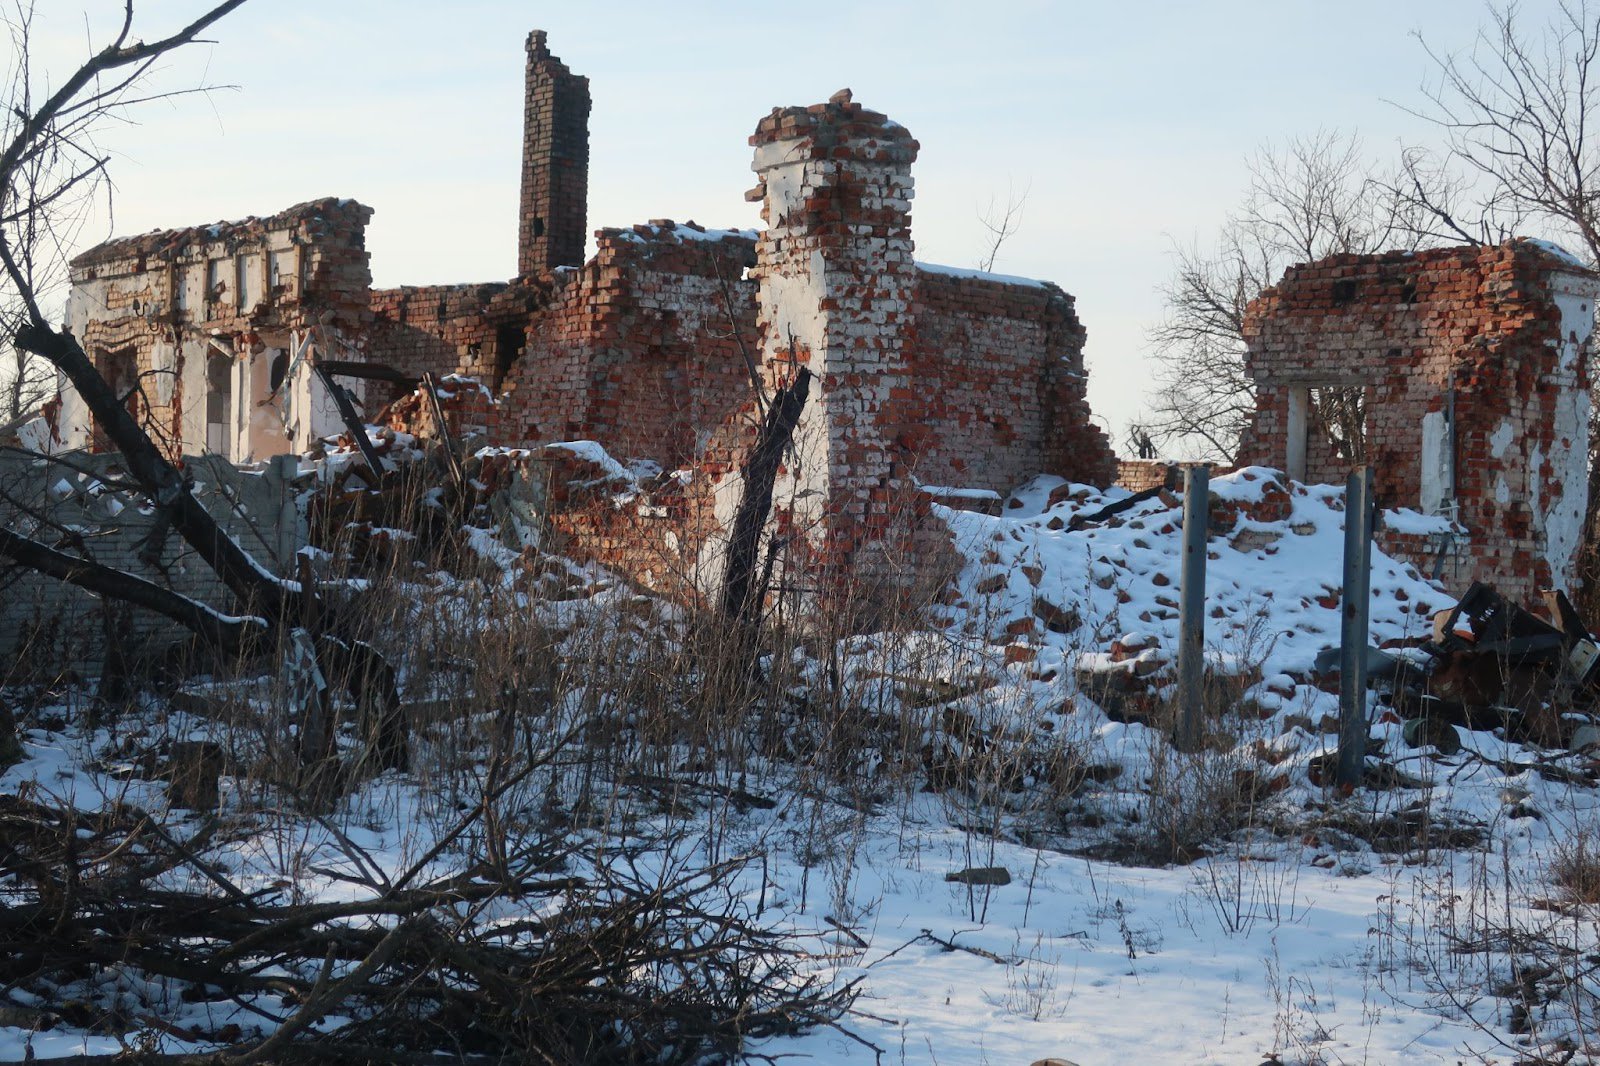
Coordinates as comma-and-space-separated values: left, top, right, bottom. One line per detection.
1142, 130, 1423, 463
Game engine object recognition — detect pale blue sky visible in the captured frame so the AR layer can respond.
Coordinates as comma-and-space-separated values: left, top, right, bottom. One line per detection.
33, 1, 1530, 448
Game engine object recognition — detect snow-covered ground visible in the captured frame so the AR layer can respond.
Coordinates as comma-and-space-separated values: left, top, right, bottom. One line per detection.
3, 466, 1597, 1064
6, 702, 1595, 1065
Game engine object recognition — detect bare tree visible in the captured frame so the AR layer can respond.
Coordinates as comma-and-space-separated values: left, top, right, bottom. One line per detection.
1409, 0, 1600, 263
977, 181, 1029, 273
1408, 0, 1600, 618
0, 2, 410, 772
0, 3, 95, 428
1144, 130, 1414, 462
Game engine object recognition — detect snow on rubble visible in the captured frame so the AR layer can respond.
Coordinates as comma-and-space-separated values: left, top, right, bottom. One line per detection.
935, 466, 1455, 682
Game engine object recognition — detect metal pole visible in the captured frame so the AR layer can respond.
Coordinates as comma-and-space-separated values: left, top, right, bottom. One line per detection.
1176, 464, 1209, 753
1337, 465, 1375, 788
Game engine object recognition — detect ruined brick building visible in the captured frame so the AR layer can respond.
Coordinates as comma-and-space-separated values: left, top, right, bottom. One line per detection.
1236, 242, 1600, 603
52, 31, 1116, 590
41, 29, 1600, 607
58, 199, 374, 463
364, 36, 1117, 545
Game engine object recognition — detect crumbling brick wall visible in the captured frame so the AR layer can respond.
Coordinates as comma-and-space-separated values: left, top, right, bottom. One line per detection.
1237, 240, 1600, 603
745, 94, 924, 568
62, 198, 374, 463
1116, 460, 1178, 494
367, 283, 505, 394
501, 221, 760, 469
366, 281, 546, 403
906, 267, 1115, 491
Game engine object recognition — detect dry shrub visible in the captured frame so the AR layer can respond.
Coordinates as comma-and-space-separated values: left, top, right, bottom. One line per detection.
1551, 832, 1600, 905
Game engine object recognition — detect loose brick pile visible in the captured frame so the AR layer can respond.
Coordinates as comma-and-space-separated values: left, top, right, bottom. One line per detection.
1238, 241, 1599, 603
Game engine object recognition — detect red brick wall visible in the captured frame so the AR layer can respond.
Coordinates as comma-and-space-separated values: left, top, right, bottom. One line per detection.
500, 221, 760, 469
747, 95, 922, 567
1238, 240, 1597, 602
367, 283, 502, 400
67, 197, 373, 459
905, 268, 1115, 491
366, 281, 546, 403
1116, 460, 1177, 493
519, 31, 590, 277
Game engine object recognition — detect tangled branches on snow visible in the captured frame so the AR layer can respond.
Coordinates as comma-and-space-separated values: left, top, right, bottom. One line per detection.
0, 792, 856, 1064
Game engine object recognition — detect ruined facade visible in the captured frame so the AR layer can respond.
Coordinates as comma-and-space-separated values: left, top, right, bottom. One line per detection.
57, 198, 374, 462
28, 29, 1600, 625
40, 10, 1122, 597
1237, 242, 1600, 603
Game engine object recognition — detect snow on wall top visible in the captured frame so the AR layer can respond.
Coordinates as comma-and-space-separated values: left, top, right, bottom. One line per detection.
915, 261, 1050, 289
69, 197, 373, 273
604, 221, 759, 246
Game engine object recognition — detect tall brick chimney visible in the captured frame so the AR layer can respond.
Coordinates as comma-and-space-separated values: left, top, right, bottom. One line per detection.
518, 30, 590, 278
748, 91, 920, 561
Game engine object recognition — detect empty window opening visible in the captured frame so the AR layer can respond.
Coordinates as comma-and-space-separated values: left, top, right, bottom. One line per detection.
94, 347, 140, 452
269, 351, 290, 395
206, 350, 234, 457
1310, 385, 1368, 463
207, 259, 230, 306
494, 323, 527, 391
1286, 388, 1309, 481
236, 253, 263, 310
1332, 279, 1358, 305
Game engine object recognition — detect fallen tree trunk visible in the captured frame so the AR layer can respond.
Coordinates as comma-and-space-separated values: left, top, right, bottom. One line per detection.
0, 0, 407, 773
0, 784, 857, 1065
16, 323, 292, 622
721, 367, 811, 626
0, 525, 266, 653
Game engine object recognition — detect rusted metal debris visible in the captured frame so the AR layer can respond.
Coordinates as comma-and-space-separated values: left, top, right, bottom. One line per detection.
1336, 581, 1600, 751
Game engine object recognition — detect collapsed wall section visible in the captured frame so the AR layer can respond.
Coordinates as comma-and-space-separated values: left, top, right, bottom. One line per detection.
1237, 240, 1599, 603
500, 221, 760, 468
366, 281, 545, 403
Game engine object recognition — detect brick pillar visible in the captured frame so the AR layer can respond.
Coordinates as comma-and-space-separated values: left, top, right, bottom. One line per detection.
748, 92, 920, 562
517, 31, 590, 278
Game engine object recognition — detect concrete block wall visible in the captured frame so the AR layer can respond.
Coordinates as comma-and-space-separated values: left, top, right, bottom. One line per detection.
1238, 240, 1600, 603
0, 452, 307, 673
